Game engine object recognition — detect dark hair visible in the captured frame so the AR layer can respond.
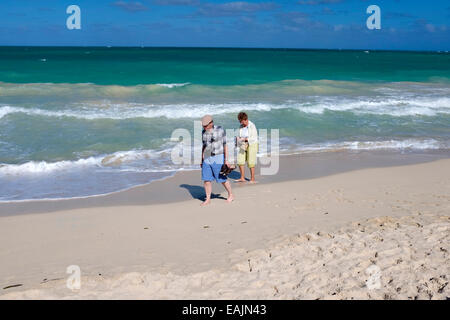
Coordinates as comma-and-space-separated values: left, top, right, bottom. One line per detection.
237, 112, 248, 121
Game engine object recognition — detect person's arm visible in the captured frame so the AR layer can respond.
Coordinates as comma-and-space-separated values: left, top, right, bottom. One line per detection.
224, 144, 229, 166
222, 128, 229, 166
201, 144, 205, 167
201, 131, 206, 167
248, 122, 258, 145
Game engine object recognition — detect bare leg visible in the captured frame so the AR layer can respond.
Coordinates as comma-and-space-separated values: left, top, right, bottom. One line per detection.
237, 165, 246, 182
250, 167, 256, 182
222, 181, 234, 202
201, 181, 212, 206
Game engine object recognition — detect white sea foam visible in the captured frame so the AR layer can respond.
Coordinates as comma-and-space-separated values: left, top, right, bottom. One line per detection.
0, 148, 175, 176
288, 139, 446, 153
0, 157, 102, 175
0, 80, 448, 120
0, 139, 447, 177
0, 105, 15, 118
155, 83, 190, 88
1, 95, 449, 121
295, 97, 450, 116
0, 103, 274, 120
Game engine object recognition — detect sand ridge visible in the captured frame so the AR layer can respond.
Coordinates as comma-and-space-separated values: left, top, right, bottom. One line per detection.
1, 213, 448, 300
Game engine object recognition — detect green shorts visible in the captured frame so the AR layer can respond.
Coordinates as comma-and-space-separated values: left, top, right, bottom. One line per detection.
237, 143, 258, 168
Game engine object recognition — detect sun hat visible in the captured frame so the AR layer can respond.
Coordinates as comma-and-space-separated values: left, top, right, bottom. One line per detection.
201, 114, 213, 126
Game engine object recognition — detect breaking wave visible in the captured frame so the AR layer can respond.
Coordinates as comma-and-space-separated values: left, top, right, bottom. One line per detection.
0, 139, 447, 177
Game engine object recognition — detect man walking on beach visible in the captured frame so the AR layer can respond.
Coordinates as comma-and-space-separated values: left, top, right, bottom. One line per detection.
201, 115, 234, 206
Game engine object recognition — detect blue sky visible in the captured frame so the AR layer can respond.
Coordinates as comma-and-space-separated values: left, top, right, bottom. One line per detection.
0, 0, 449, 50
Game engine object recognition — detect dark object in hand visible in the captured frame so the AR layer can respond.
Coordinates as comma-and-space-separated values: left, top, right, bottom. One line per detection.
220, 164, 234, 176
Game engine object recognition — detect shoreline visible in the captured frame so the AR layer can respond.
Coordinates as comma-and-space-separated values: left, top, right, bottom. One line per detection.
1, 149, 448, 217
0, 153, 449, 298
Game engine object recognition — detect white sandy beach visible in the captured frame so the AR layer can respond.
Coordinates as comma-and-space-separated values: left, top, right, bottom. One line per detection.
0, 157, 449, 300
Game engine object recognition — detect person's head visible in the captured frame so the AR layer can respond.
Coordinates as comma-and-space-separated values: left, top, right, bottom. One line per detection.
237, 112, 248, 127
201, 114, 214, 130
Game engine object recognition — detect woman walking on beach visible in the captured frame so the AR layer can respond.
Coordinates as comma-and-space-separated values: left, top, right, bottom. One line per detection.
201, 114, 234, 206
236, 112, 258, 183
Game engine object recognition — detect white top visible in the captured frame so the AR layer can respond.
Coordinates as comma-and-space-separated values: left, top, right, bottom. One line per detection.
241, 126, 249, 138
238, 120, 258, 145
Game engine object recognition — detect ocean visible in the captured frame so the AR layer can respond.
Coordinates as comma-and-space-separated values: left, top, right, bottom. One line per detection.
0, 47, 449, 201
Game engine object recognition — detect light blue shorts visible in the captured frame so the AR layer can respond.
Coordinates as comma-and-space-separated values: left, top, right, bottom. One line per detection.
202, 154, 227, 183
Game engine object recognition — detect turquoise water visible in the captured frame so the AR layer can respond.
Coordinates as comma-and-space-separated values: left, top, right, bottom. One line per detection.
1, 47, 450, 84
0, 47, 449, 201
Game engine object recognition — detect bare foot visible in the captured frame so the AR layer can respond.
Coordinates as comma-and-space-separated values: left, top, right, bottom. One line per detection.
226, 194, 234, 203
235, 178, 246, 182
249, 180, 257, 184
201, 199, 211, 206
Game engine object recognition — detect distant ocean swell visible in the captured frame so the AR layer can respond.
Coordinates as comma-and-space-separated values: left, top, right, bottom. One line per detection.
1, 79, 448, 100
1, 81, 450, 120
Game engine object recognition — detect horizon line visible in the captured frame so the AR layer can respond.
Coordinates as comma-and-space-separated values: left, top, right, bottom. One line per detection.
0, 45, 448, 53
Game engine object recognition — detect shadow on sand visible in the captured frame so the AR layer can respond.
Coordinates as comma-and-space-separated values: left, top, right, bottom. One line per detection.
227, 170, 241, 180
179, 184, 226, 201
